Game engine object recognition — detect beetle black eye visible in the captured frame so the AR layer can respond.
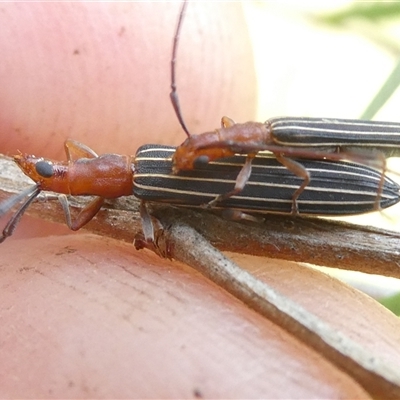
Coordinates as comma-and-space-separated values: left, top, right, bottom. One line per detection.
194, 155, 210, 168
35, 161, 54, 178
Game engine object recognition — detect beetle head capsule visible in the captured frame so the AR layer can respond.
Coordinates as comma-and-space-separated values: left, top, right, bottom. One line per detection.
172, 131, 236, 174
13, 154, 67, 192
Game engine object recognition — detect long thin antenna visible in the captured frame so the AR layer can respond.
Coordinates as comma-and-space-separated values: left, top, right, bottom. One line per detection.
0, 185, 41, 243
0, 184, 39, 217
170, 0, 191, 138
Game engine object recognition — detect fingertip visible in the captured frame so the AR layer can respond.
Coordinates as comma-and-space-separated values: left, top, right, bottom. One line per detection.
0, 3, 256, 157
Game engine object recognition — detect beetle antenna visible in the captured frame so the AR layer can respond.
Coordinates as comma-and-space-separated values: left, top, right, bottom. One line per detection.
170, 0, 191, 138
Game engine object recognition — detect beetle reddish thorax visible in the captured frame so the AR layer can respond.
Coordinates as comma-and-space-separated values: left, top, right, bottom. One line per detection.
171, 121, 270, 174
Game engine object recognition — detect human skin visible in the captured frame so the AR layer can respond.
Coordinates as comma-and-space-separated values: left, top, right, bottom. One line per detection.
1, 3, 400, 398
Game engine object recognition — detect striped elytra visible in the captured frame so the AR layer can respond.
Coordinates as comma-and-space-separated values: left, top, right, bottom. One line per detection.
269, 117, 400, 157
134, 144, 400, 216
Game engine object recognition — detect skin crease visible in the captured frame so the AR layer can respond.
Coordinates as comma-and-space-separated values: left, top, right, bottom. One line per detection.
0, 3, 400, 398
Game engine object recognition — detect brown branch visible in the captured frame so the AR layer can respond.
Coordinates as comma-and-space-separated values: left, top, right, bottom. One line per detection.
1, 154, 400, 277
157, 219, 400, 399
151, 206, 400, 278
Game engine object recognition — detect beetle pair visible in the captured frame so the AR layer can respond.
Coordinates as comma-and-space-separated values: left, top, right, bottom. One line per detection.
1, 1, 399, 243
